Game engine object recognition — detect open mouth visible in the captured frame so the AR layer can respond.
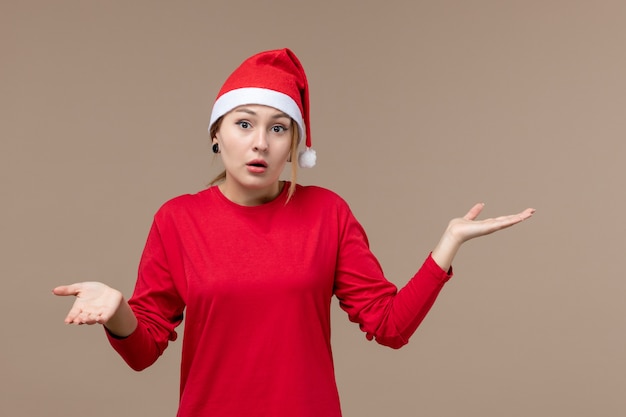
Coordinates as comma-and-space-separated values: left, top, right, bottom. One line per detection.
247, 160, 268, 168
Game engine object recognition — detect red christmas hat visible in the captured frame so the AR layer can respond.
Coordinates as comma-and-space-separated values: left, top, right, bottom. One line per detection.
208, 48, 316, 168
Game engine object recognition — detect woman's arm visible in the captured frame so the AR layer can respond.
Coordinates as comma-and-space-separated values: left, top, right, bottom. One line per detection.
333, 201, 535, 349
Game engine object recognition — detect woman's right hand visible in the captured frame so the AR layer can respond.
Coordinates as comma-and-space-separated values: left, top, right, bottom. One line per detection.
53, 282, 124, 326
53, 282, 138, 337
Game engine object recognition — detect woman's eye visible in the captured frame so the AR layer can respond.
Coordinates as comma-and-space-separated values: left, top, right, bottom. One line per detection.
271, 125, 286, 133
237, 121, 251, 129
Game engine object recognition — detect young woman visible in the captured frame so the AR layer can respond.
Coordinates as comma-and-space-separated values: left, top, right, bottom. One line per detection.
54, 48, 534, 417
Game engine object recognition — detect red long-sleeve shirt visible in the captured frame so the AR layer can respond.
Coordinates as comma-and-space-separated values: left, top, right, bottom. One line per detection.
107, 183, 452, 416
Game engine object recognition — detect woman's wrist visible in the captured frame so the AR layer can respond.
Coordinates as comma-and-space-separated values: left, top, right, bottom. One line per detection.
431, 231, 463, 272
103, 295, 138, 338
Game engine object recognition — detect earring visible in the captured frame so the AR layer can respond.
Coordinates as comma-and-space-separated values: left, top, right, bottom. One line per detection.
212, 143, 220, 154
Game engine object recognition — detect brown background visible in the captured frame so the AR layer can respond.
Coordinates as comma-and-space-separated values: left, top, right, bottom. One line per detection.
2, 1, 625, 416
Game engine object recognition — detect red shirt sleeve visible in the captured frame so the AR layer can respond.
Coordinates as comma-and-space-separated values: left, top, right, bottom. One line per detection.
106, 219, 185, 371
333, 204, 452, 349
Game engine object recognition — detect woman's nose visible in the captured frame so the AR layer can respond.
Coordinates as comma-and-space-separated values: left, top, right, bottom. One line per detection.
252, 131, 269, 152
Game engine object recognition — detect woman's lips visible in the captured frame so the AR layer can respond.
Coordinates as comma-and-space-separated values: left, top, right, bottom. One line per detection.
246, 159, 268, 173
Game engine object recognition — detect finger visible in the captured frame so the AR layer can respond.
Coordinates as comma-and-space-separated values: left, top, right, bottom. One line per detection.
80, 315, 101, 325
75, 307, 109, 325
463, 203, 485, 221
65, 304, 84, 324
478, 207, 535, 225
495, 209, 536, 227
75, 309, 94, 325
488, 210, 535, 231
95, 310, 112, 324
518, 208, 536, 221
52, 284, 82, 297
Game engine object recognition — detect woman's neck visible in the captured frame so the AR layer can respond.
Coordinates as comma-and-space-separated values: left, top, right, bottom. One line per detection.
218, 181, 285, 206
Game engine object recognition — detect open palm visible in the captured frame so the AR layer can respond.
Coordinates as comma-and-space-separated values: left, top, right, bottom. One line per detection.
53, 282, 123, 325
448, 203, 535, 244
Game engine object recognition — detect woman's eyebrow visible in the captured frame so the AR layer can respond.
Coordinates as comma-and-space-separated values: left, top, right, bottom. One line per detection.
234, 107, 256, 115
271, 112, 290, 120
234, 107, 290, 119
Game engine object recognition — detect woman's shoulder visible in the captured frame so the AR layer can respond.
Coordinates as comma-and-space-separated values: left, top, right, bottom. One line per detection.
295, 183, 341, 199
153, 188, 215, 218
293, 184, 350, 210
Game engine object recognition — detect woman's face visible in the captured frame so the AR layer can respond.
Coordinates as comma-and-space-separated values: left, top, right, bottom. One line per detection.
214, 104, 294, 205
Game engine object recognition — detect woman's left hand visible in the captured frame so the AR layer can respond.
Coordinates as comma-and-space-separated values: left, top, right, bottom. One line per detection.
448, 203, 535, 244
431, 203, 535, 271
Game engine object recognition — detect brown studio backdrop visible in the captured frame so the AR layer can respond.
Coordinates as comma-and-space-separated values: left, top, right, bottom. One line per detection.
2, 1, 625, 416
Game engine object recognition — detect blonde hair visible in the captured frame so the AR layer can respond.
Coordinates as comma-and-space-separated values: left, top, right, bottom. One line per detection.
209, 117, 299, 202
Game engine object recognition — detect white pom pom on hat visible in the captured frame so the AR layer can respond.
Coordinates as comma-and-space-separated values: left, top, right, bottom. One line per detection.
298, 147, 316, 168
208, 48, 316, 168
